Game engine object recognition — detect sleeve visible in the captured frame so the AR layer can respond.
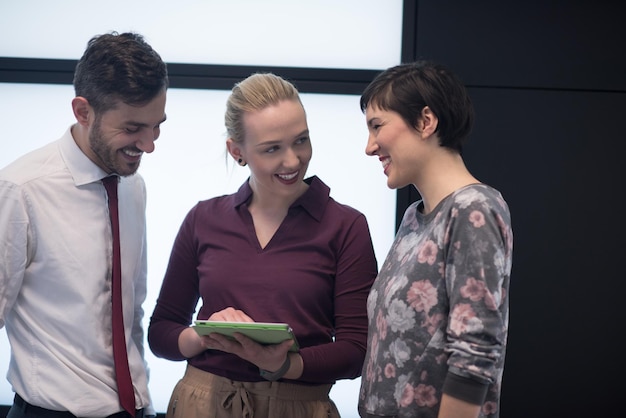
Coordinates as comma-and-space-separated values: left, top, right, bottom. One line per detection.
129, 178, 155, 416
442, 192, 513, 401
147, 205, 201, 361
300, 213, 378, 382
0, 181, 30, 328
132, 177, 148, 359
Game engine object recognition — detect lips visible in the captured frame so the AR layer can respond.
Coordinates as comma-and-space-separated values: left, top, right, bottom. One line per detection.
277, 172, 298, 180
121, 148, 142, 162
276, 171, 299, 184
380, 157, 390, 174
123, 148, 142, 157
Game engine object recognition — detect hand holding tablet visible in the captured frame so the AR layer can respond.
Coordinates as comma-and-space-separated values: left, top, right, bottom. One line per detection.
193, 320, 300, 352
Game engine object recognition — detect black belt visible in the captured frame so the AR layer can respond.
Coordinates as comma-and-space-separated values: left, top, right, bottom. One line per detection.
14, 393, 148, 418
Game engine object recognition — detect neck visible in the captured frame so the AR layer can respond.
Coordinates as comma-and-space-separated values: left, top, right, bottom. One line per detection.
414, 152, 478, 215
248, 178, 308, 214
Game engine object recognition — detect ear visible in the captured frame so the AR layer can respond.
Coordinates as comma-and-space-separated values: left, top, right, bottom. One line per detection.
226, 138, 243, 161
71, 97, 92, 126
418, 106, 439, 139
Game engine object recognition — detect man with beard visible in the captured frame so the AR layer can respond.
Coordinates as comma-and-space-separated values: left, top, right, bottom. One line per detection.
0, 32, 168, 418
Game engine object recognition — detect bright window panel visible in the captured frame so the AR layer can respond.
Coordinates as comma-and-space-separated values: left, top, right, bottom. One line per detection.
0, 82, 396, 416
0, 0, 402, 70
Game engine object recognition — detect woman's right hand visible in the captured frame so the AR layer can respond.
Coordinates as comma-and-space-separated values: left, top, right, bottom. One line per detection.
207, 307, 254, 322
178, 326, 207, 358
178, 307, 253, 358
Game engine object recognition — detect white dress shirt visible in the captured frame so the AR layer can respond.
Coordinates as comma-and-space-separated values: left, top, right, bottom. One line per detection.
0, 127, 154, 417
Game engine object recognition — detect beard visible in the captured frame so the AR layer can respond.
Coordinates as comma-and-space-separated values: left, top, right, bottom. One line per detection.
89, 117, 141, 177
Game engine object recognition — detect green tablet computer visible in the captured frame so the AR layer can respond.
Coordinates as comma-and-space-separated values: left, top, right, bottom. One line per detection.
193, 320, 300, 352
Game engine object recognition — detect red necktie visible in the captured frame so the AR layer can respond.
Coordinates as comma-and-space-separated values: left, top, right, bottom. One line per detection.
103, 176, 135, 416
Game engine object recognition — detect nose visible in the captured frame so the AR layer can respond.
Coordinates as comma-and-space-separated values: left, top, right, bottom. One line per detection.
365, 133, 378, 156
136, 128, 160, 154
283, 147, 300, 167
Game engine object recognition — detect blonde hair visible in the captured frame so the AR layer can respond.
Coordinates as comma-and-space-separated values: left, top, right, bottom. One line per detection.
225, 72, 302, 144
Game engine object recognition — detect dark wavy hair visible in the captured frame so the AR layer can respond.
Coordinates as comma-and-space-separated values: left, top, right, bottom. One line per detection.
360, 60, 474, 154
73, 31, 169, 113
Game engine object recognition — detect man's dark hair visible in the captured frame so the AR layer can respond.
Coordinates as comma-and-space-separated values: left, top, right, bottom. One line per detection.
73, 31, 169, 113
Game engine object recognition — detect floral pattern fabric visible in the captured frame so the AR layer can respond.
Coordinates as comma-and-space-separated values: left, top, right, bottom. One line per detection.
358, 184, 513, 418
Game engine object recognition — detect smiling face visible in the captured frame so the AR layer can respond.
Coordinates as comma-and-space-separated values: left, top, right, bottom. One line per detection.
79, 91, 167, 176
364, 104, 423, 190
229, 99, 312, 201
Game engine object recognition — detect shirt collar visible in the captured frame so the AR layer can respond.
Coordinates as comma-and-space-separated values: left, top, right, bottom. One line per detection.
233, 175, 330, 222
58, 125, 110, 186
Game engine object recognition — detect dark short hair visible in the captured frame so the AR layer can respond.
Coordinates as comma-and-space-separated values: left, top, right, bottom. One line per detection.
360, 60, 474, 154
73, 31, 169, 114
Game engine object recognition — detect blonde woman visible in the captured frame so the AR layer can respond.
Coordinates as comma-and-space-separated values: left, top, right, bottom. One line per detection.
149, 73, 378, 418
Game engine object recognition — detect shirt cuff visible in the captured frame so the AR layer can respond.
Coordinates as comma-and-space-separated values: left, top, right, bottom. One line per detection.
442, 371, 489, 405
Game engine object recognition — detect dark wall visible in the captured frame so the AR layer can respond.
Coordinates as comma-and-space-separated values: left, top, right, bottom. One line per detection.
400, 1, 626, 417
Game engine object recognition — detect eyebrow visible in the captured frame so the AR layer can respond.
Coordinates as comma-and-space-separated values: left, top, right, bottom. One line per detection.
257, 129, 310, 147
293, 128, 310, 138
126, 114, 167, 128
366, 117, 380, 128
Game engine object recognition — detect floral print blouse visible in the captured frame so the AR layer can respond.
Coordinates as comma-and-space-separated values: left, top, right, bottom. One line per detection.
358, 184, 513, 418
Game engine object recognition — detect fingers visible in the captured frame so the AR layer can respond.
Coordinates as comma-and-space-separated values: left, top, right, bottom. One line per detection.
207, 307, 254, 322
200, 333, 227, 351
280, 339, 294, 350
202, 331, 255, 353
206, 332, 291, 369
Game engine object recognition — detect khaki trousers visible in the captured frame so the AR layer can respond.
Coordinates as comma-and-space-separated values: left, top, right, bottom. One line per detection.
166, 364, 341, 418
